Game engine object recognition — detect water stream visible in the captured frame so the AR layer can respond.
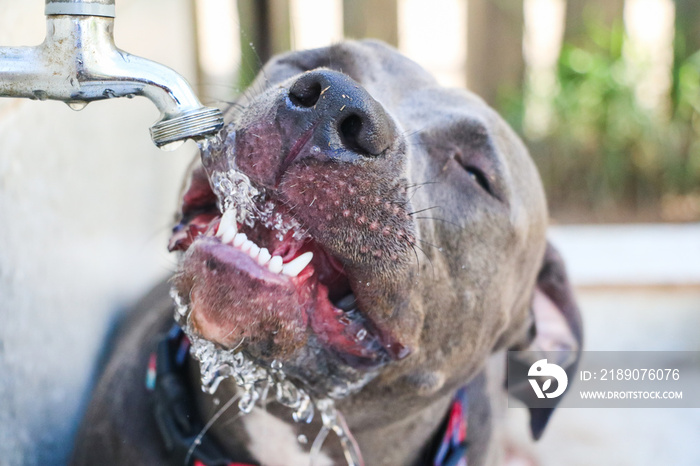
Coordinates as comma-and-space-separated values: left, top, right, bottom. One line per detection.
167, 128, 363, 465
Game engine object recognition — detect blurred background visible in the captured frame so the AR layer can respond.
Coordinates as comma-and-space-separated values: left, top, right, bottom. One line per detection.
0, 0, 698, 465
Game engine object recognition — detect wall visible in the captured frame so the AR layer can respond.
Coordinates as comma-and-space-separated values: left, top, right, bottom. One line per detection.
0, 1, 200, 463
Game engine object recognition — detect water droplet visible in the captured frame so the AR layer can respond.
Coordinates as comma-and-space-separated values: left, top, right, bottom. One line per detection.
160, 140, 185, 151
311, 145, 321, 154
271, 360, 283, 370
276, 379, 301, 408
202, 375, 225, 394
238, 387, 259, 414
355, 329, 367, 341
102, 89, 118, 99
298, 434, 308, 444
66, 101, 88, 111
293, 393, 314, 423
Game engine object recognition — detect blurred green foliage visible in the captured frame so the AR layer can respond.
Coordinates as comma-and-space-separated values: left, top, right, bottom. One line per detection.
503, 19, 700, 222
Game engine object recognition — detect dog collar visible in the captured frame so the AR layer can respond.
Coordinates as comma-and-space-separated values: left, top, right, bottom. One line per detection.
147, 325, 469, 466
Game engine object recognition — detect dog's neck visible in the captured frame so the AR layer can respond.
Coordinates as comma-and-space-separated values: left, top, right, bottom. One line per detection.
191, 371, 457, 466
348, 394, 455, 465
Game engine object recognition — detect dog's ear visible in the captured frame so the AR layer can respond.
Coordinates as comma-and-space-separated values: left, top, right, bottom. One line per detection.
531, 242, 583, 355
509, 242, 583, 440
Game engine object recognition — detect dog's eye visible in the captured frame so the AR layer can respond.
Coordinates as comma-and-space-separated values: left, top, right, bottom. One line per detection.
450, 148, 500, 200
464, 166, 493, 195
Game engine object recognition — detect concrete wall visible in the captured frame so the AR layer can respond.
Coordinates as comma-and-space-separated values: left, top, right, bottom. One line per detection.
0, 1, 200, 464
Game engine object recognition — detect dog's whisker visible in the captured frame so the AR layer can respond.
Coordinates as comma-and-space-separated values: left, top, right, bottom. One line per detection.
221, 324, 240, 343
405, 138, 431, 149
415, 237, 444, 254
213, 99, 245, 109
241, 30, 268, 86
405, 180, 439, 203
405, 237, 427, 271
405, 180, 437, 190
408, 239, 438, 279
230, 337, 246, 353
214, 104, 244, 116
416, 240, 444, 280
220, 410, 246, 429
413, 216, 464, 229
184, 392, 242, 466
401, 125, 428, 140
406, 189, 423, 204
197, 94, 246, 108
408, 205, 442, 216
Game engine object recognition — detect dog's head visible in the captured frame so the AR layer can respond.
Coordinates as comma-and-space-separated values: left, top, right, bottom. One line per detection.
170, 41, 580, 435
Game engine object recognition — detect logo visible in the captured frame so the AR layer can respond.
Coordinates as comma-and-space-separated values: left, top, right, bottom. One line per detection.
528, 359, 568, 399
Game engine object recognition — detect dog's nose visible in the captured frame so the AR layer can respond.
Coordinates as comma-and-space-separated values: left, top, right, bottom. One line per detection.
286, 70, 396, 157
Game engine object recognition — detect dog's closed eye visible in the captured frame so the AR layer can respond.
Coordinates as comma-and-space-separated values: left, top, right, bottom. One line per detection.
451, 149, 499, 199
463, 165, 493, 195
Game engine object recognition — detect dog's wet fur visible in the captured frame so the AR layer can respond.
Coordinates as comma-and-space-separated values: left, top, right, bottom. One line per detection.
72, 40, 582, 466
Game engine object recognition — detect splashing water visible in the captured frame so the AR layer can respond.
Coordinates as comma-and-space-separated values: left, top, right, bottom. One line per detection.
172, 285, 363, 466
172, 128, 362, 465
197, 126, 307, 241
198, 129, 260, 228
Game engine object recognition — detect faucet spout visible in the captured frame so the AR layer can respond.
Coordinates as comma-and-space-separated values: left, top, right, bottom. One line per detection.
0, 0, 224, 149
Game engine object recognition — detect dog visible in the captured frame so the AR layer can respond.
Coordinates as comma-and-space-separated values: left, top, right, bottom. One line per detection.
71, 40, 582, 466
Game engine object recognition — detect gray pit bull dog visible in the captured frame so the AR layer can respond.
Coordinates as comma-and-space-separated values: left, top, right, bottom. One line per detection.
72, 40, 582, 466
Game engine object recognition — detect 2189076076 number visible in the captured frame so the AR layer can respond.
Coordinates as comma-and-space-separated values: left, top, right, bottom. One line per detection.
598, 368, 680, 381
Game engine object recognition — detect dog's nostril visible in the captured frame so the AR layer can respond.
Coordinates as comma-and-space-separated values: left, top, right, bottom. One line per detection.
339, 114, 368, 155
289, 79, 322, 108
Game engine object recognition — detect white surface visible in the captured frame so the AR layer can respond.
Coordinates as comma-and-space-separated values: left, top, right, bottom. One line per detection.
0, 1, 198, 464
549, 223, 700, 286
522, 288, 700, 466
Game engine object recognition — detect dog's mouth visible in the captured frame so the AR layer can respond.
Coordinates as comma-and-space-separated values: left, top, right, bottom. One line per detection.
169, 156, 407, 374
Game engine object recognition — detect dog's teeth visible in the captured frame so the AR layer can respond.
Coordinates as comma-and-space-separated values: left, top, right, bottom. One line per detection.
282, 252, 314, 277
241, 240, 254, 253
249, 244, 261, 259
233, 233, 247, 248
268, 256, 284, 274
221, 227, 237, 244
258, 248, 271, 266
216, 209, 238, 242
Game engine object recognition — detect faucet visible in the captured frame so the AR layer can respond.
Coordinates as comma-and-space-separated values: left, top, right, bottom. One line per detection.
0, 0, 224, 149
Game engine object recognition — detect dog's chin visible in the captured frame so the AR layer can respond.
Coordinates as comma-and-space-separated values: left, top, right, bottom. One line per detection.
168, 161, 413, 397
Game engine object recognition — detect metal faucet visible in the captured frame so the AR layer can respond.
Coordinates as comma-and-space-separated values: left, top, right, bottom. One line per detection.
0, 0, 224, 149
